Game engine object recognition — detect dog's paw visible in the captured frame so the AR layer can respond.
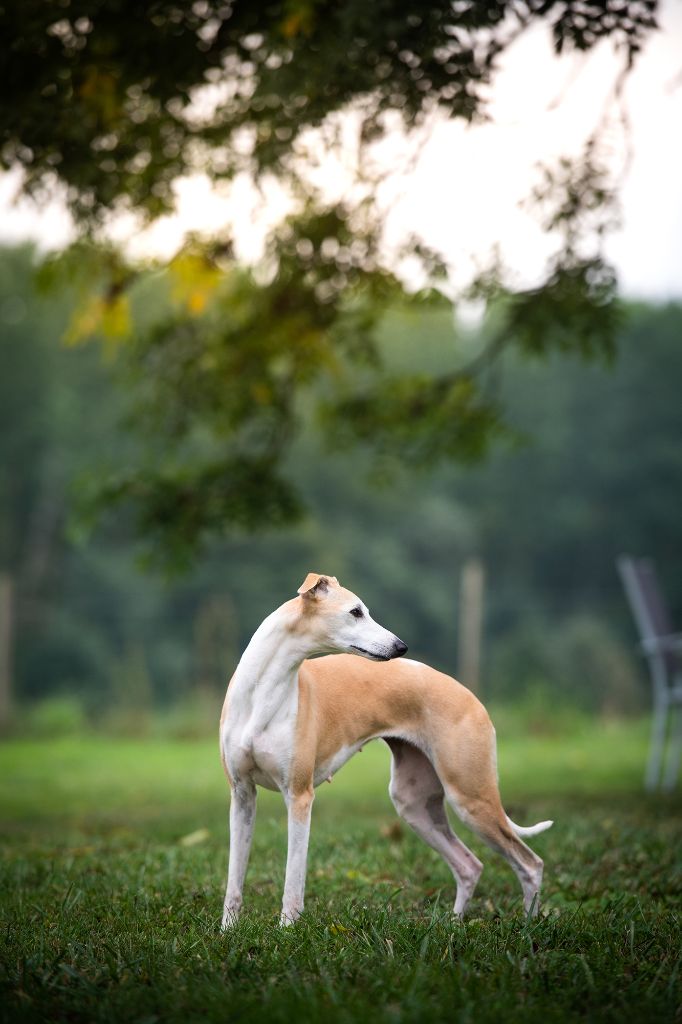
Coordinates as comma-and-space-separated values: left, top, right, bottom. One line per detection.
279, 905, 302, 927
221, 900, 243, 930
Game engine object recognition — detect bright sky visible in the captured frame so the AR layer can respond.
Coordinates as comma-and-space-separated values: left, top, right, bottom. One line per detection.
1, 1, 681, 300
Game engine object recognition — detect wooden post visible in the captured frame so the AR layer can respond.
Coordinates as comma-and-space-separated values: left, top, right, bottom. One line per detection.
0, 573, 13, 730
458, 558, 484, 695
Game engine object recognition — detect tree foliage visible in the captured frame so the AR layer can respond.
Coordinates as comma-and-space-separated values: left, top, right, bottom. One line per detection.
3, 1, 660, 557
3, 0, 657, 218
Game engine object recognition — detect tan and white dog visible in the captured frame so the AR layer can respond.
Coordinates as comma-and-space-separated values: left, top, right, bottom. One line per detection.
219, 573, 552, 927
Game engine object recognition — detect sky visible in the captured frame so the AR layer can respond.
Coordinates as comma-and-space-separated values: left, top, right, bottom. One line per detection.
1, 1, 681, 301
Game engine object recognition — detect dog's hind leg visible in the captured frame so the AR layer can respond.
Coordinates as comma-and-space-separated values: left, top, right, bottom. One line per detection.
445, 788, 544, 916
385, 738, 482, 916
433, 719, 545, 916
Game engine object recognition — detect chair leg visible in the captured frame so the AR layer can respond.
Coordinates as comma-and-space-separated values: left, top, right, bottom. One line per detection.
646, 700, 668, 792
662, 704, 682, 791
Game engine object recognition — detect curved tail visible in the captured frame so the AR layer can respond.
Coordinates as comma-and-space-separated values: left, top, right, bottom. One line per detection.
506, 815, 554, 838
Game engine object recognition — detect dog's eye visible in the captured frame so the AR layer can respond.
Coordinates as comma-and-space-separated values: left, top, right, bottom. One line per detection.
349, 607, 363, 619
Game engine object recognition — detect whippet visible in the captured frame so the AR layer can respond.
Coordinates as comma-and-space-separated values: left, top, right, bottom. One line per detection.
219, 573, 552, 927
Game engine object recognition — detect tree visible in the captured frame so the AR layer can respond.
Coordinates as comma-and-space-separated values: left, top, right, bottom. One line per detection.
2, 1, 660, 561
0, 246, 69, 715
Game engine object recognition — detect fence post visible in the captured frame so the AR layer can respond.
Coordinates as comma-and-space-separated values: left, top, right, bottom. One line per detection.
458, 558, 484, 695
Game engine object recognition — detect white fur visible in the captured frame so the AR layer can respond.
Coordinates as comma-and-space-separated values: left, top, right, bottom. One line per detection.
220, 599, 403, 927
507, 816, 554, 837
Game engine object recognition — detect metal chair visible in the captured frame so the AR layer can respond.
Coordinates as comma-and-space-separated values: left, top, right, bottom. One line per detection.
617, 556, 682, 791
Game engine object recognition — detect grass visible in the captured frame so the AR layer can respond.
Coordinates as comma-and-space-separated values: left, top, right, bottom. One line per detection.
0, 716, 680, 1023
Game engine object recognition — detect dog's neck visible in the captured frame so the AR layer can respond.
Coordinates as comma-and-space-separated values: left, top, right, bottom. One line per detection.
229, 605, 310, 732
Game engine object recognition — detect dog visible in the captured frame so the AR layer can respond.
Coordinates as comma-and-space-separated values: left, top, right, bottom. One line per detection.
219, 573, 552, 926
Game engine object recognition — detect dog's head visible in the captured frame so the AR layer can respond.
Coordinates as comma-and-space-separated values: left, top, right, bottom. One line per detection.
294, 572, 408, 661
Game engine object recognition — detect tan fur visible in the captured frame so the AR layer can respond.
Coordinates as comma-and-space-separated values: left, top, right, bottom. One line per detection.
292, 654, 484, 792
293, 654, 543, 913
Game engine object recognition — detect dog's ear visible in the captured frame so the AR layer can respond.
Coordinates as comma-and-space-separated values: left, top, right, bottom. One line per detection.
297, 573, 338, 598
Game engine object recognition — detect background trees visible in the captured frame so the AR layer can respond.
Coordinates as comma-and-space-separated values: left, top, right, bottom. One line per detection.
1, 2, 660, 553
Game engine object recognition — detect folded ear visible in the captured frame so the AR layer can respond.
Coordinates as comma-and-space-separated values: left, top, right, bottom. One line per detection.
297, 572, 339, 598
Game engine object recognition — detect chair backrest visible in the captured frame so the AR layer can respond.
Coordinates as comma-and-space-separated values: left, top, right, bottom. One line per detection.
618, 555, 676, 675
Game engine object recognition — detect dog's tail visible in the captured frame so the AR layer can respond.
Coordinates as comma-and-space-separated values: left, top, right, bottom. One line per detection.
506, 815, 554, 838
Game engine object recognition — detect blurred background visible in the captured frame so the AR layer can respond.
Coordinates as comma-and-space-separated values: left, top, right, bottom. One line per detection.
2, 248, 680, 739
0, 0, 680, 747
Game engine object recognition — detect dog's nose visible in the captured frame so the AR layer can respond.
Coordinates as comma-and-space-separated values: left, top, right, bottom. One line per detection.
393, 638, 408, 658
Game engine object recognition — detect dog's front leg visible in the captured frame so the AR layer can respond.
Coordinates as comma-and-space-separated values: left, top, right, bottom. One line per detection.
280, 788, 315, 926
222, 779, 257, 929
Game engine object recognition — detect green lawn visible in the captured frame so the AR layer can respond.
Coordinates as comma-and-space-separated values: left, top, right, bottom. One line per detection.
1, 718, 680, 1023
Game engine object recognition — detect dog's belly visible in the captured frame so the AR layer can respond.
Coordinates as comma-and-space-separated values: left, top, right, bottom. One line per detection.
312, 731, 421, 787
313, 742, 364, 787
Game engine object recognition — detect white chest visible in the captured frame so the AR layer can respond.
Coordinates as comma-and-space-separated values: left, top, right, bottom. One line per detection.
222, 690, 299, 793
220, 615, 309, 793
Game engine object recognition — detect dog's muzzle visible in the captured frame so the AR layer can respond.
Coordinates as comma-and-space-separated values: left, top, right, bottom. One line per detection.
350, 637, 408, 661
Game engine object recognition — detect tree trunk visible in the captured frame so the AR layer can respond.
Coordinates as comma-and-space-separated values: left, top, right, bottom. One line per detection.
0, 573, 14, 729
